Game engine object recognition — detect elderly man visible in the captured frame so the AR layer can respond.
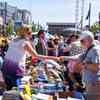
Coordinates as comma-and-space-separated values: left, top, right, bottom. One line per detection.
60, 31, 100, 100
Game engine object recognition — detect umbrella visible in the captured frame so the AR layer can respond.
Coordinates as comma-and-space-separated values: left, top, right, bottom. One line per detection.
32, 32, 38, 35
63, 28, 81, 33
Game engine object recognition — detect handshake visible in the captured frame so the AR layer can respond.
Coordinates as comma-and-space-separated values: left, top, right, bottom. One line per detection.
52, 55, 79, 62
37, 55, 78, 62
55, 56, 65, 62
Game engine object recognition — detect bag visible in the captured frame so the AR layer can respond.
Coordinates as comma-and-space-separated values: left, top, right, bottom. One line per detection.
85, 63, 99, 73
73, 63, 83, 73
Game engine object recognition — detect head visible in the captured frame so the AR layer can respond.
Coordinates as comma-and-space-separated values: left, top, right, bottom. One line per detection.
53, 36, 60, 45
95, 33, 100, 42
17, 25, 32, 39
80, 31, 94, 49
38, 30, 45, 39
69, 34, 79, 42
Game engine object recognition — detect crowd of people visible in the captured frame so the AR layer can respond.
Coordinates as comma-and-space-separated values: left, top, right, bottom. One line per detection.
0, 25, 100, 100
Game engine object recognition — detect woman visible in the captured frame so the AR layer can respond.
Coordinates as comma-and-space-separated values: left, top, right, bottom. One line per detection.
2, 25, 58, 90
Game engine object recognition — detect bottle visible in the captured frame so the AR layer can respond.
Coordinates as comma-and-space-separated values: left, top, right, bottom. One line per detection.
16, 79, 21, 91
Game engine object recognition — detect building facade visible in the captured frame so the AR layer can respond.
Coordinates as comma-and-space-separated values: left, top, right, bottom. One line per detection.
47, 22, 76, 36
16, 9, 32, 24
0, 2, 32, 30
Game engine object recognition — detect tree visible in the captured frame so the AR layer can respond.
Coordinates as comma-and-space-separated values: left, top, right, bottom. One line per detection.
32, 21, 36, 32
32, 21, 43, 32
90, 22, 100, 34
6, 19, 14, 36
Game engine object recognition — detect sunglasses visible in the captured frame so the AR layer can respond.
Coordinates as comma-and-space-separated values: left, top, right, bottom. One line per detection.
27, 32, 32, 35
80, 40, 84, 43
80, 39, 87, 43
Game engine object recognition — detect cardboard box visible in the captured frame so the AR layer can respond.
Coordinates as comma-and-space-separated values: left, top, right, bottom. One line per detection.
58, 91, 73, 98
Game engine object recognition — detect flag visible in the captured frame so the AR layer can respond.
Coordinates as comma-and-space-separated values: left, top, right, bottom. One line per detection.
86, 3, 91, 20
99, 12, 100, 24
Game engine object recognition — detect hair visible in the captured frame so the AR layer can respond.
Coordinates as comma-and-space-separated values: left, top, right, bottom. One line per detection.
70, 34, 79, 39
37, 30, 44, 37
17, 25, 32, 38
87, 35, 94, 43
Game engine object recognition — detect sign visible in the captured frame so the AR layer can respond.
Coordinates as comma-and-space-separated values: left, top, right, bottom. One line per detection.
0, 17, 3, 25
14, 20, 22, 31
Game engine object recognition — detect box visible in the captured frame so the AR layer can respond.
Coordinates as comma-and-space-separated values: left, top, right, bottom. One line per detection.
58, 91, 73, 98
32, 93, 53, 100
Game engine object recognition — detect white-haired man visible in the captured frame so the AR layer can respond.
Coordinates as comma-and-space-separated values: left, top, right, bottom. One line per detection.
60, 31, 100, 100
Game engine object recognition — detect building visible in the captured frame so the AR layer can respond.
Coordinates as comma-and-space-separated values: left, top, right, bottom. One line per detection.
47, 22, 76, 36
16, 9, 32, 24
0, 2, 32, 32
0, 2, 17, 25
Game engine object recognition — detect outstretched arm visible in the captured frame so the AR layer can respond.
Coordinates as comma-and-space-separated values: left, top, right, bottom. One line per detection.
24, 41, 59, 61
59, 54, 81, 62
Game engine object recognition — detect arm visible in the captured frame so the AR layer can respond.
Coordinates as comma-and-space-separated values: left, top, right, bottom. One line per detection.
24, 41, 59, 61
47, 47, 56, 51
60, 54, 81, 61
62, 47, 71, 52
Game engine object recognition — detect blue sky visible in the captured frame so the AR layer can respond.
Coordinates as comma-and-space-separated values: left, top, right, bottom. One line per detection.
0, 0, 100, 27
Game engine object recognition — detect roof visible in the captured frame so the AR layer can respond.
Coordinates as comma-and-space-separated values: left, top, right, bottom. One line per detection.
47, 22, 76, 26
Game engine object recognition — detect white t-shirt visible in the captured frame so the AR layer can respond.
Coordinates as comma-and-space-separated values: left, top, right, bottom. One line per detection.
5, 38, 30, 67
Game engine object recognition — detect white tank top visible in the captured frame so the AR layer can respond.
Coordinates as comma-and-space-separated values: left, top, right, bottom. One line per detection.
5, 39, 29, 67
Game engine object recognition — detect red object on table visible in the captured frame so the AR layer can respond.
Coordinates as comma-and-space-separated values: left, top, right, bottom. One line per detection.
31, 56, 38, 64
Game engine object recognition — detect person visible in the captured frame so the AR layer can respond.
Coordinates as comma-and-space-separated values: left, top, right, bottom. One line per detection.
59, 31, 100, 100
47, 38, 56, 56
35, 30, 48, 55
2, 25, 59, 90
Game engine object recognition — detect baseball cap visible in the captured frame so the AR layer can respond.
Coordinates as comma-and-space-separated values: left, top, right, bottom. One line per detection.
80, 31, 94, 40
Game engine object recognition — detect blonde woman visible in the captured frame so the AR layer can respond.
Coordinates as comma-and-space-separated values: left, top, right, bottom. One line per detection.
2, 25, 58, 90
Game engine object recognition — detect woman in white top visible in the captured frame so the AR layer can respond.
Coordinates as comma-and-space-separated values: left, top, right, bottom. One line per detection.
2, 25, 58, 90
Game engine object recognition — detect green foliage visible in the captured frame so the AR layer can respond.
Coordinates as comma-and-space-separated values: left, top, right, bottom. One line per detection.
90, 22, 100, 34
6, 19, 14, 36
32, 21, 43, 32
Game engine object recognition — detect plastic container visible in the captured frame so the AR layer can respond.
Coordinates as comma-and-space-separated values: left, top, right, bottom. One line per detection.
16, 79, 24, 92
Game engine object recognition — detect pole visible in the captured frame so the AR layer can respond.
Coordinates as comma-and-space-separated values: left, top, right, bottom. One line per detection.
4, 2, 7, 25
4, 2, 7, 33
75, 0, 79, 31
88, 3, 91, 29
81, 0, 85, 30
99, 12, 100, 25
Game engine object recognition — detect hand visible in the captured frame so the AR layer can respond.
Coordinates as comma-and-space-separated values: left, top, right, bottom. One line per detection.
59, 56, 64, 62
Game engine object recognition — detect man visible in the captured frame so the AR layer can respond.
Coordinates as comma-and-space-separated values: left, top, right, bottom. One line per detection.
35, 30, 48, 55
60, 31, 100, 100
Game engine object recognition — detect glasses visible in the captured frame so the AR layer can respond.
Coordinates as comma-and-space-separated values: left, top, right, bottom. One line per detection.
27, 32, 32, 35
80, 39, 88, 43
80, 40, 84, 43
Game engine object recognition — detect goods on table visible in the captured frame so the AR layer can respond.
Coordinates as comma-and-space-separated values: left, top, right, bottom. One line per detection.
2, 90, 21, 100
